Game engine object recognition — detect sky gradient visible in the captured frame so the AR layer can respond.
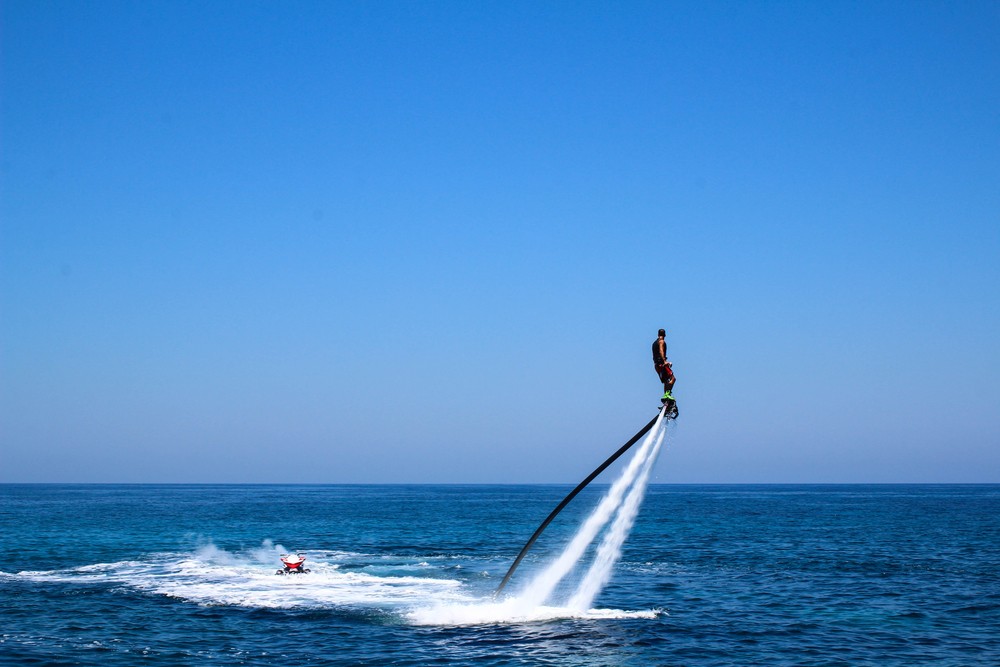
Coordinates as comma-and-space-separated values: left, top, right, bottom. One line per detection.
2, 1, 998, 483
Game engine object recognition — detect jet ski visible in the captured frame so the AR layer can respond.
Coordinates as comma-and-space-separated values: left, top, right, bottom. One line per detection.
275, 553, 310, 574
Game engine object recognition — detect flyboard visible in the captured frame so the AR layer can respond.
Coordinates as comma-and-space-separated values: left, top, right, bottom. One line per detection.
661, 395, 679, 420
494, 400, 677, 597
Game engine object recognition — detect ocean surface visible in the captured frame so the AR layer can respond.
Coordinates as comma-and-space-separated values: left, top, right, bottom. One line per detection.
2, 483, 998, 666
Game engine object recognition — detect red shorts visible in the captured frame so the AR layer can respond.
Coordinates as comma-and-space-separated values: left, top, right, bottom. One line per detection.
656, 362, 674, 385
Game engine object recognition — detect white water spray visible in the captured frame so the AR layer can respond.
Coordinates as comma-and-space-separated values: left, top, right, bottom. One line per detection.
568, 421, 666, 610
407, 410, 670, 626
511, 408, 669, 611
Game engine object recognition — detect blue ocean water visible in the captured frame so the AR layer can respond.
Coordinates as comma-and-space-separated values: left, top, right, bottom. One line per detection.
1, 483, 998, 666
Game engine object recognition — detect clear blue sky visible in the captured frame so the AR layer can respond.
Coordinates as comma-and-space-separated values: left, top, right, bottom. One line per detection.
2, 1, 998, 483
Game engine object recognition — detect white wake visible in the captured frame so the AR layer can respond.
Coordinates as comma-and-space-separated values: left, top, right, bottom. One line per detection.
7, 413, 670, 626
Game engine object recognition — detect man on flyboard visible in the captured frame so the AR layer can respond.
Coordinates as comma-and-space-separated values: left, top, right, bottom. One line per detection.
652, 328, 676, 407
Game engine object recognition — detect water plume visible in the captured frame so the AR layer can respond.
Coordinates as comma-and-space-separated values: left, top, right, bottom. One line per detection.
512, 409, 669, 610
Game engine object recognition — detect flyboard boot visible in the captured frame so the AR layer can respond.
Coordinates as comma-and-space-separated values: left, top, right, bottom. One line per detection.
660, 391, 679, 420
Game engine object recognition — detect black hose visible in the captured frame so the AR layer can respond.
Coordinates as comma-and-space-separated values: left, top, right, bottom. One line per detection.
493, 412, 661, 598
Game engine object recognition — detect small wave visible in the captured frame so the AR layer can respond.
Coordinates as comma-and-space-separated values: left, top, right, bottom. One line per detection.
407, 600, 662, 626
